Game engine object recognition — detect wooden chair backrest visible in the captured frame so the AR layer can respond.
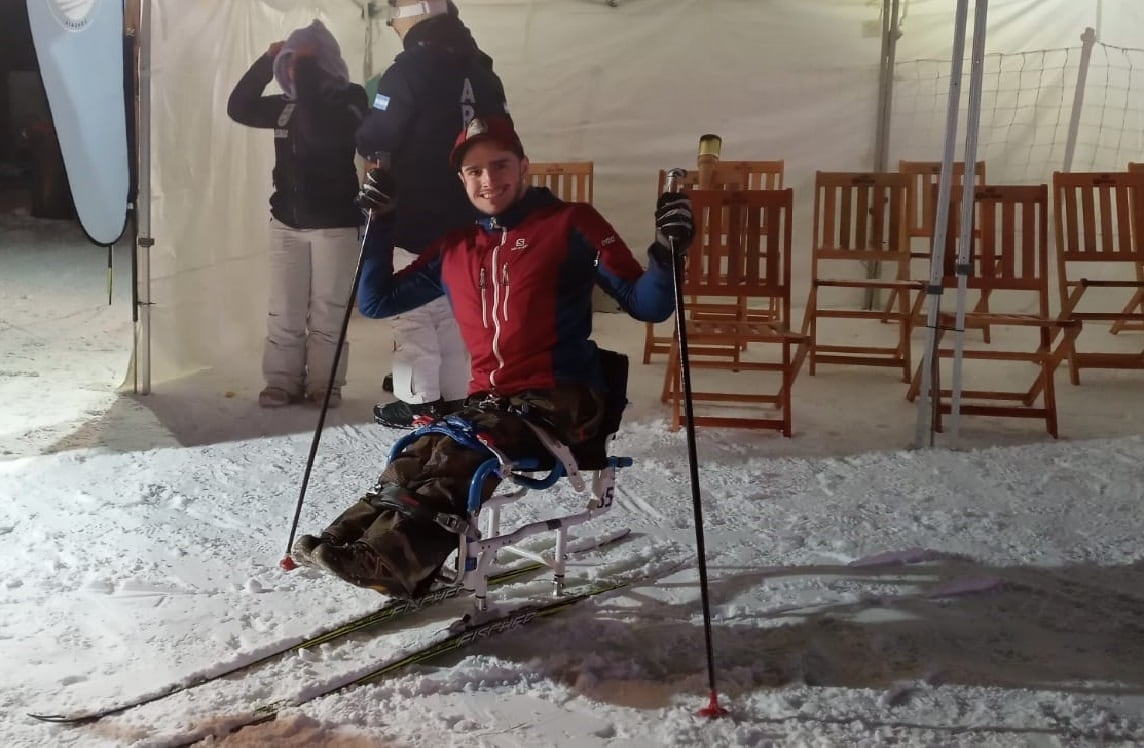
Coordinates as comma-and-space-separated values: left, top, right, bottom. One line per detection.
684, 188, 794, 323
811, 171, 910, 264
657, 161, 784, 193
935, 185, 1051, 315
528, 161, 594, 204
1129, 162, 1144, 174
898, 160, 987, 239
1052, 171, 1144, 264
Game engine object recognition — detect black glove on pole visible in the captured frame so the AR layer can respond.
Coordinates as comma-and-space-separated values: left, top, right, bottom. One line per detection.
279, 207, 377, 571
661, 168, 728, 719
357, 165, 396, 215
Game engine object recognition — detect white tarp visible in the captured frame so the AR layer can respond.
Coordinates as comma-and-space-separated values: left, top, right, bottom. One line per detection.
143, 0, 1143, 384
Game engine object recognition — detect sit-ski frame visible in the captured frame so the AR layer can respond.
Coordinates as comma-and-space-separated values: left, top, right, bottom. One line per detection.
398, 419, 631, 612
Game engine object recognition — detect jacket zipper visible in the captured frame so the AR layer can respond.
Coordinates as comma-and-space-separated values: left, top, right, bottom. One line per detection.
501, 264, 510, 322
479, 267, 488, 327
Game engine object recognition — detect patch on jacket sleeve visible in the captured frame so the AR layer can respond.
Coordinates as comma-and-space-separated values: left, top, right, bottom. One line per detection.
373, 93, 390, 111
277, 103, 295, 127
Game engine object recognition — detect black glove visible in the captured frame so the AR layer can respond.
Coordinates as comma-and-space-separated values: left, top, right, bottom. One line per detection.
654, 192, 694, 255
356, 167, 396, 215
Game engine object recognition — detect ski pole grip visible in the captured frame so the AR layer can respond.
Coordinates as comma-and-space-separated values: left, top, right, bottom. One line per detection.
664, 167, 687, 194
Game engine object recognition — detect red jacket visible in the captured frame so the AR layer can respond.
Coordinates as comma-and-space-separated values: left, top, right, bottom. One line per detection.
359, 187, 675, 395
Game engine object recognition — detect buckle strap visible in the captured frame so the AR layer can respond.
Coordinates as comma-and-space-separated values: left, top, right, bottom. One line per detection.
366, 484, 471, 536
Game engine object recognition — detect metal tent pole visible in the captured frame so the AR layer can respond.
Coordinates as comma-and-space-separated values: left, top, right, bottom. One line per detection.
866, 0, 902, 309
913, 0, 972, 449
872, 0, 901, 173
134, 0, 153, 395
947, 0, 990, 441
1062, 27, 1098, 173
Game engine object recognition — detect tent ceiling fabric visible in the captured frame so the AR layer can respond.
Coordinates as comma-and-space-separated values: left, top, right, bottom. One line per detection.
144, 0, 1141, 384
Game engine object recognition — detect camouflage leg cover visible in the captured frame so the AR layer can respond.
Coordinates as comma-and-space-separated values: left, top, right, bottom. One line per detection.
323, 384, 605, 596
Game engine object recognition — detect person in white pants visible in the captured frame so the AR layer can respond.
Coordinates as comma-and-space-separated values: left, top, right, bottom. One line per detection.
384, 247, 470, 414
263, 222, 361, 406
227, 20, 368, 408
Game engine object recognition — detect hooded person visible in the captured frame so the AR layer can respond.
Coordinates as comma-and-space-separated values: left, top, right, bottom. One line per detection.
356, 0, 512, 429
227, 20, 368, 408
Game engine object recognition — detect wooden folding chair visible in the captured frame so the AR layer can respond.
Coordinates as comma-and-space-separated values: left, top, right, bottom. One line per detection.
1052, 171, 1144, 384
528, 161, 594, 204
801, 172, 923, 382
1111, 161, 1144, 334
906, 185, 1081, 437
660, 188, 808, 435
900, 161, 986, 247
891, 161, 990, 336
642, 161, 785, 364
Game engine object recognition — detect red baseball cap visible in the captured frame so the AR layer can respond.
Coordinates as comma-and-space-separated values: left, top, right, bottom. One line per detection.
450, 116, 525, 169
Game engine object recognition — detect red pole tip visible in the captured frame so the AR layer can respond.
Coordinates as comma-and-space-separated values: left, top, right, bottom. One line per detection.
279, 555, 298, 571
696, 691, 729, 719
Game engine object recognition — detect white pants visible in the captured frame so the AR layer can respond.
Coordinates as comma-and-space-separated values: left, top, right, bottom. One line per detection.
390, 247, 470, 404
263, 219, 359, 397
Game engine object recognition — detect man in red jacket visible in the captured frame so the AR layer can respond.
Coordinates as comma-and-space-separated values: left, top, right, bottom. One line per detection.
293, 116, 693, 597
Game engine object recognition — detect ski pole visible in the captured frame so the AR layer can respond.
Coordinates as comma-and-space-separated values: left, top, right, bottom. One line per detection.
663, 167, 728, 718
279, 209, 375, 571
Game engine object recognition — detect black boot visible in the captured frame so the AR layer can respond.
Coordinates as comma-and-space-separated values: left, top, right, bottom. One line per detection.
291, 533, 338, 568
313, 541, 414, 598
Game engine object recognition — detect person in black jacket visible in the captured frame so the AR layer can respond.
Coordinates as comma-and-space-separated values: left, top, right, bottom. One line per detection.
358, 0, 511, 428
227, 20, 367, 408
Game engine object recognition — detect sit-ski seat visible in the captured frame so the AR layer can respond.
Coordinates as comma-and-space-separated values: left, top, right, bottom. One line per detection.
384, 349, 632, 611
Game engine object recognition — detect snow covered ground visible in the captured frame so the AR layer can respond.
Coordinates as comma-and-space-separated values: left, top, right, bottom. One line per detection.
3, 210, 1144, 747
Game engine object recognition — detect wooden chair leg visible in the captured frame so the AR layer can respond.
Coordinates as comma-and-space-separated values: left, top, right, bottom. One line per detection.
932, 353, 945, 434
1111, 286, 1144, 334
802, 287, 818, 377
881, 286, 904, 323
908, 326, 946, 431
781, 339, 794, 437
1032, 324, 1080, 437
893, 285, 912, 383
662, 336, 682, 431
660, 339, 675, 403
737, 296, 749, 351
906, 352, 924, 402
972, 290, 993, 343
642, 322, 656, 364
1037, 327, 1060, 438
1026, 322, 1081, 404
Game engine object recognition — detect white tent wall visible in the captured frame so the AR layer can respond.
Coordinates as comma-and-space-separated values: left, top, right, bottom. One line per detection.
415, 0, 883, 268
143, 0, 1140, 386
146, 0, 367, 381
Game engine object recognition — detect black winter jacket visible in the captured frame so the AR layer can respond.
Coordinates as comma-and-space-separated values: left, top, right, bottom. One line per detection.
356, 16, 509, 252
227, 55, 367, 230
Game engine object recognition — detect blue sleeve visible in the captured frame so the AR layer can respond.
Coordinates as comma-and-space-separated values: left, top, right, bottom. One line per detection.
357, 219, 447, 318
595, 249, 676, 323
355, 67, 414, 160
